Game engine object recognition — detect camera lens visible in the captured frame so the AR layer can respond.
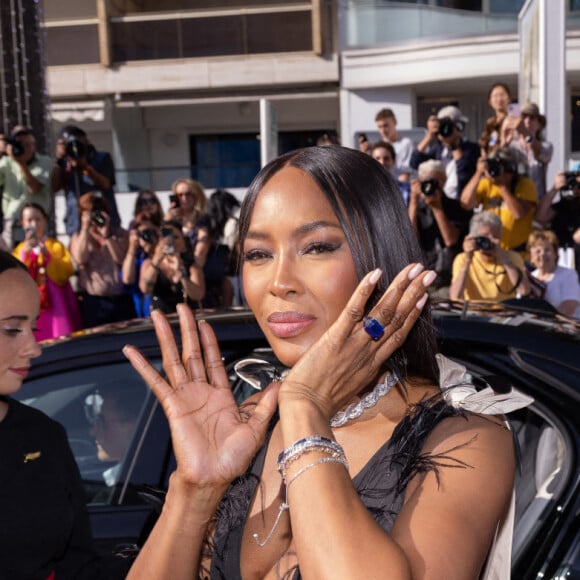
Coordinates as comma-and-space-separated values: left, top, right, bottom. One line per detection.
91, 210, 106, 227
66, 138, 86, 159
421, 179, 439, 196
437, 118, 455, 138
475, 236, 493, 251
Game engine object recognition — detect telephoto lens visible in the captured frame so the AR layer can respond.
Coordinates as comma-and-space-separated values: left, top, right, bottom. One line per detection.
437, 117, 455, 138
485, 158, 503, 178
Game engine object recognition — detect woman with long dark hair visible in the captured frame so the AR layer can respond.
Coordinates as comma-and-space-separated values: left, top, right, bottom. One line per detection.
124, 146, 528, 579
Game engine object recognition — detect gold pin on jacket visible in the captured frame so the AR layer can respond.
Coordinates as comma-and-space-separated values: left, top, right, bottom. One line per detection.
23, 451, 41, 463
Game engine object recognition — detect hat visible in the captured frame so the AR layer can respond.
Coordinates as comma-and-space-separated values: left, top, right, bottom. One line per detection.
60, 125, 87, 140
437, 105, 468, 125
11, 125, 33, 138
520, 102, 546, 127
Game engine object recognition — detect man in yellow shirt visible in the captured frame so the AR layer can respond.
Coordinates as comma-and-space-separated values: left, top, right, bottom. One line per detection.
450, 211, 530, 301
460, 147, 537, 255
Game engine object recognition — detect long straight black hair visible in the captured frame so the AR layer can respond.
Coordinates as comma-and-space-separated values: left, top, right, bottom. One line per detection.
238, 146, 439, 384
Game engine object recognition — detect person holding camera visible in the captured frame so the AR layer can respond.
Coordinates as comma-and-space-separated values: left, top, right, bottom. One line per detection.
165, 178, 211, 269
13, 203, 81, 340
121, 213, 160, 317
460, 147, 538, 257
139, 219, 205, 314
410, 105, 480, 200
0, 126, 53, 248
500, 102, 553, 201
535, 169, 580, 277
52, 125, 121, 237
70, 192, 135, 328
450, 211, 530, 301
370, 141, 411, 205
408, 160, 472, 295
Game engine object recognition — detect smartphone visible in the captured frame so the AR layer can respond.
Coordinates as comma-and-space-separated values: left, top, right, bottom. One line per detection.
508, 102, 520, 117
169, 194, 180, 208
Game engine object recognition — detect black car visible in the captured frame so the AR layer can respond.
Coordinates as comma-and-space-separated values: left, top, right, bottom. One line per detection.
15, 303, 580, 579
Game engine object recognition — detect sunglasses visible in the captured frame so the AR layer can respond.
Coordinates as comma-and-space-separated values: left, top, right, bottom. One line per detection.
139, 197, 156, 205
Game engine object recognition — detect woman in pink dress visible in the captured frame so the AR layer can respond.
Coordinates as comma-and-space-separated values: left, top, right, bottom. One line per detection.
13, 203, 82, 340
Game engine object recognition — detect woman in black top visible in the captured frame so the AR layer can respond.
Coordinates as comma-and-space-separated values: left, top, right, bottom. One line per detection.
0, 250, 100, 579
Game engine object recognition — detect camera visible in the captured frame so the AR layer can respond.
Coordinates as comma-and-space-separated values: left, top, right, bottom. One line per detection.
420, 178, 439, 197
485, 158, 503, 178
474, 236, 494, 251
160, 226, 175, 254
560, 171, 580, 195
169, 194, 180, 208
90, 193, 107, 227
5, 136, 25, 157
138, 228, 156, 244
65, 137, 87, 160
437, 117, 456, 138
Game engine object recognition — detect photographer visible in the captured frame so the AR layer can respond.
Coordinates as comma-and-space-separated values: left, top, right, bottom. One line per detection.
450, 211, 530, 301
461, 146, 537, 256
0, 127, 53, 248
121, 213, 159, 317
408, 160, 472, 295
536, 169, 580, 276
139, 219, 205, 314
52, 125, 121, 236
500, 102, 553, 200
410, 105, 480, 200
70, 192, 134, 328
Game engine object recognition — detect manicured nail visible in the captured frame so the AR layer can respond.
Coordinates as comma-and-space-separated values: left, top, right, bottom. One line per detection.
422, 270, 437, 287
369, 268, 382, 285
416, 293, 428, 310
408, 263, 424, 280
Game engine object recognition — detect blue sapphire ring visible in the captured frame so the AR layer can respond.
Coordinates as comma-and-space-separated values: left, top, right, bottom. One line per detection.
363, 316, 385, 341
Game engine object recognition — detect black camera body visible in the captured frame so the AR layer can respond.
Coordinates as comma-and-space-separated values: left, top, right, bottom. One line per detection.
138, 228, 156, 244
437, 117, 456, 138
5, 136, 25, 157
420, 178, 439, 197
169, 194, 180, 208
474, 236, 494, 251
485, 158, 503, 178
90, 193, 107, 227
561, 171, 580, 193
65, 137, 87, 160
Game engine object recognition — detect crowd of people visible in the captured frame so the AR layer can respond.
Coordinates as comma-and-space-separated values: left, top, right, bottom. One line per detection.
0, 125, 243, 339
358, 87, 580, 318
1, 91, 579, 345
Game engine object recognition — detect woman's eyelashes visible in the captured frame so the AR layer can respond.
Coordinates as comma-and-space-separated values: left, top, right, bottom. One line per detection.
243, 241, 341, 263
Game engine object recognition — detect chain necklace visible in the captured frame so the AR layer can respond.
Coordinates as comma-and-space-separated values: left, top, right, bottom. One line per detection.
330, 370, 399, 428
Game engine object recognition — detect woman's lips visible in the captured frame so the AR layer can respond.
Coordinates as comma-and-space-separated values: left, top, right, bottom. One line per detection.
266, 312, 316, 338
10, 367, 29, 378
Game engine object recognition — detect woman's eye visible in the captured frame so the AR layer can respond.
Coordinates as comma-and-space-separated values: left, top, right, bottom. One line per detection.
242, 249, 271, 262
303, 242, 340, 255
1, 327, 22, 336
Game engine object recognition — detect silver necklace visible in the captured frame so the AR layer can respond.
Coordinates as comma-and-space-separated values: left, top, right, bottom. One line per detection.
233, 358, 398, 428
330, 371, 399, 428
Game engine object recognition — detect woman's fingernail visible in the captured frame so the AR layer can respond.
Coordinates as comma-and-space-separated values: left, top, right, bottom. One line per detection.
408, 263, 424, 280
423, 270, 437, 287
416, 292, 428, 310
369, 268, 382, 285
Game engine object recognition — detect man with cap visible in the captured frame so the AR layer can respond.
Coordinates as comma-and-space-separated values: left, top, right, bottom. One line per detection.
52, 125, 121, 236
500, 102, 553, 200
410, 105, 480, 200
0, 126, 53, 248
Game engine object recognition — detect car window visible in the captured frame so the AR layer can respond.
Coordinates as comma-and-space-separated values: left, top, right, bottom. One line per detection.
18, 361, 160, 505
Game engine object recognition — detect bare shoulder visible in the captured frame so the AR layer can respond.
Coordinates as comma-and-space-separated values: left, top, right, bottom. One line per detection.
392, 412, 516, 578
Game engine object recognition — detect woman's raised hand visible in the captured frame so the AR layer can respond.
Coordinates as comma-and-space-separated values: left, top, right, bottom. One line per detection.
278, 263, 436, 421
123, 304, 280, 489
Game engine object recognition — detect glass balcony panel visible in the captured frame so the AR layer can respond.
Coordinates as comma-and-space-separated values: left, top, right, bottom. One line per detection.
45, 25, 100, 66
181, 17, 244, 57
345, 3, 520, 47
246, 12, 313, 53
112, 20, 180, 62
